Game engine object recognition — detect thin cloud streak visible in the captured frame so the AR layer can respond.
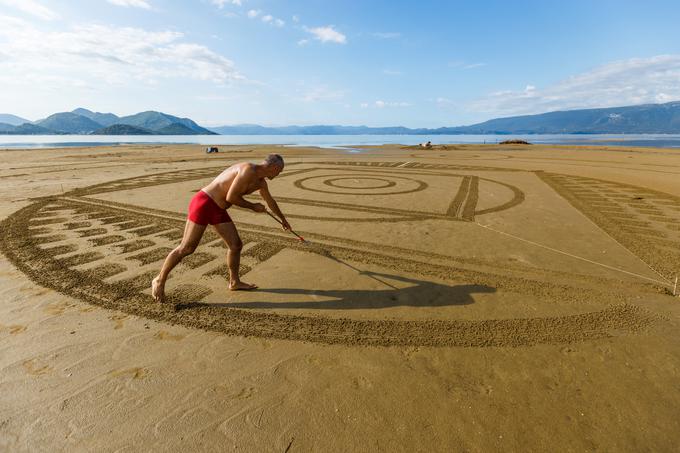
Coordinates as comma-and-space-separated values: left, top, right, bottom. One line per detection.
471, 55, 680, 116
107, 0, 151, 9
211, 0, 242, 8
0, 0, 59, 20
362, 100, 411, 108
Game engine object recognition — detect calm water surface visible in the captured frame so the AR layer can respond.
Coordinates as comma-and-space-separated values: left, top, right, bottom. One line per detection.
2, 134, 680, 149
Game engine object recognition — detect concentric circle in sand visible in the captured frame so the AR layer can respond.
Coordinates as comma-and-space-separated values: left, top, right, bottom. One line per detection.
1, 161, 671, 347
324, 177, 397, 189
294, 173, 427, 195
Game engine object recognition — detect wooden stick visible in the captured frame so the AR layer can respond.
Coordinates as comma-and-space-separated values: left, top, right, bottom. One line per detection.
674, 276, 678, 297
265, 211, 305, 242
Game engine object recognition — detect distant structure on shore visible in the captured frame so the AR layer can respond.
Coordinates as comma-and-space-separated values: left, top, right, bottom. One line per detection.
499, 139, 532, 145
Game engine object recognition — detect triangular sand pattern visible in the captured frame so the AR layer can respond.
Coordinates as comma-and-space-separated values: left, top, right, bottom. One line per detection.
537, 171, 680, 279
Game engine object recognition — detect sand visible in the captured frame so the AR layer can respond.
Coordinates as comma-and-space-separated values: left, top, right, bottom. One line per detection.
1, 143, 680, 451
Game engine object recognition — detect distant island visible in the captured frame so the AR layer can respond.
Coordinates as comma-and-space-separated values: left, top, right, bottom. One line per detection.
0, 108, 216, 135
2, 101, 680, 135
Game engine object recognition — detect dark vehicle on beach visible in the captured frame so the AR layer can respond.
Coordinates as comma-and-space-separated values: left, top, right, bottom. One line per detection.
206, 146, 219, 153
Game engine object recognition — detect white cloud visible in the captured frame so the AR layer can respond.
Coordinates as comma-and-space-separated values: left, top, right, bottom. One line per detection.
0, 0, 59, 20
463, 62, 486, 69
383, 69, 402, 76
449, 61, 486, 70
297, 39, 308, 46
471, 55, 680, 116
304, 25, 346, 44
292, 15, 299, 23
372, 100, 411, 108
248, 10, 283, 27
0, 16, 245, 87
107, 0, 151, 9
211, 0, 241, 8
372, 32, 400, 39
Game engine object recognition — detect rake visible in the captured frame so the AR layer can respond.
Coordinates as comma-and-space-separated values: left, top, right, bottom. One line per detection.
265, 210, 306, 242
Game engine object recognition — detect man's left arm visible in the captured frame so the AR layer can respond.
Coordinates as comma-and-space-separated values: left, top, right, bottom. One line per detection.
260, 181, 291, 230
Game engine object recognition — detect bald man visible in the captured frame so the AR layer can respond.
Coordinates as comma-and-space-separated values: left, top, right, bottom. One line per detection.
152, 154, 290, 303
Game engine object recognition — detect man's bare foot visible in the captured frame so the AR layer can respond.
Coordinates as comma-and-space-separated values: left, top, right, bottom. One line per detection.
151, 276, 165, 303
229, 281, 258, 291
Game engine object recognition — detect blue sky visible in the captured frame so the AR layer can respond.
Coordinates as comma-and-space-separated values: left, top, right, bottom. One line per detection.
1, 0, 680, 127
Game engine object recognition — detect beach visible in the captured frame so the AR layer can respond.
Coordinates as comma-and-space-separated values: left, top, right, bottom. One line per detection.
1, 143, 680, 451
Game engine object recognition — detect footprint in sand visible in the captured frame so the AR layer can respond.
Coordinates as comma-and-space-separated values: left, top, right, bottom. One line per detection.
22, 359, 52, 376
237, 387, 257, 399
109, 367, 149, 380
108, 313, 128, 330
43, 301, 74, 316
9, 325, 27, 335
153, 330, 185, 341
352, 376, 373, 390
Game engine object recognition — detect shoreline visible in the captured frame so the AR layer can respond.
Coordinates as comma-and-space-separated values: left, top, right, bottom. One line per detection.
4, 133, 680, 150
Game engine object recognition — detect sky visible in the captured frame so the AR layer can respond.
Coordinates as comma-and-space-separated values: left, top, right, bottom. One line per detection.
1, 0, 680, 127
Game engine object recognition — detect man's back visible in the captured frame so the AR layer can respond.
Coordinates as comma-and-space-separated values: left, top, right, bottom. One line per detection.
203, 163, 263, 209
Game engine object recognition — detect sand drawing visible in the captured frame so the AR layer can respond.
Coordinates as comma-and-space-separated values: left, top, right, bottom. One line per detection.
273, 165, 524, 222
537, 171, 680, 279
324, 177, 396, 189
294, 173, 428, 195
1, 161, 673, 347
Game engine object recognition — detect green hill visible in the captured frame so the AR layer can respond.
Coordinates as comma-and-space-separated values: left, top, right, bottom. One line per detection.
72, 108, 119, 127
0, 114, 30, 126
118, 111, 216, 134
155, 123, 203, 135
36, 112, 103, 134
0, 123, 56, 134
91, 124, 154, 135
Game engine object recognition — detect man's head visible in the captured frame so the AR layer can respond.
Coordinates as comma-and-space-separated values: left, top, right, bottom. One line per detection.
263, 154, 284, 179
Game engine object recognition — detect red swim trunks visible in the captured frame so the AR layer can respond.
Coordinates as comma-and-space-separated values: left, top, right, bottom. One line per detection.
187, 190, 232, 225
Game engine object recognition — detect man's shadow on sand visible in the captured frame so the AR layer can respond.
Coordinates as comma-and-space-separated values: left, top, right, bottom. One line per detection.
177, 268, 496, 311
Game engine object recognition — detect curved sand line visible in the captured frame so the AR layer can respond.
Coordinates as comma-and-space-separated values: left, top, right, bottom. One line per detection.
0, 196, 659, 347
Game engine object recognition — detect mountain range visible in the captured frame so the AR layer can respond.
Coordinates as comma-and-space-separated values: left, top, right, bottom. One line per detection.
210, 101, 680, 135
2, 101, 680, 135
0, 108, 215, 135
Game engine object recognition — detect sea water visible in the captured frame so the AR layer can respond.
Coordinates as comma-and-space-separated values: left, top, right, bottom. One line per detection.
2, 134, 680, 149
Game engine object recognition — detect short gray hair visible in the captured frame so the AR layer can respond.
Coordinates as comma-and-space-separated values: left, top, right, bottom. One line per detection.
264, 154, 284, 168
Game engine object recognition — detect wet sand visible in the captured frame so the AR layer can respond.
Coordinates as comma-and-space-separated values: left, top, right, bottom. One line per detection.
1, 143, 680, 451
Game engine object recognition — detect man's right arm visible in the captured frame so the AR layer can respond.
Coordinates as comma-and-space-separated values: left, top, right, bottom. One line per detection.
225, 167, 265, 212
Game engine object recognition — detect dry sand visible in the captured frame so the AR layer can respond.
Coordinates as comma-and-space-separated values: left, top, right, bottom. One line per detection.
1, 143, 680, 451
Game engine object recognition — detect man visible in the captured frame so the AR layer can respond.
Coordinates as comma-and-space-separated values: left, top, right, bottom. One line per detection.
151, 154, 290, 303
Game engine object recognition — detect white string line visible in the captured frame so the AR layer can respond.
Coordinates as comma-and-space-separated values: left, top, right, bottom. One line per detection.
468, 220, 673, 288
68, 196, 674, 289
542, 185, 675, 285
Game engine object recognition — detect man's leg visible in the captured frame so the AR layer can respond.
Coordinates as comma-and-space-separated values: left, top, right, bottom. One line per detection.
152, 219, 207, 302
213, 222, 257, 290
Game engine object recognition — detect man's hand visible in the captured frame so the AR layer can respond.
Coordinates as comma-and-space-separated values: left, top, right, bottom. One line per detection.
281, 218, 291, 231
252, 203, 266, 213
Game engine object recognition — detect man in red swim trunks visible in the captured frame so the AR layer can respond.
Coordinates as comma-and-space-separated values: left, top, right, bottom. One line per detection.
152, 154, 290, 303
